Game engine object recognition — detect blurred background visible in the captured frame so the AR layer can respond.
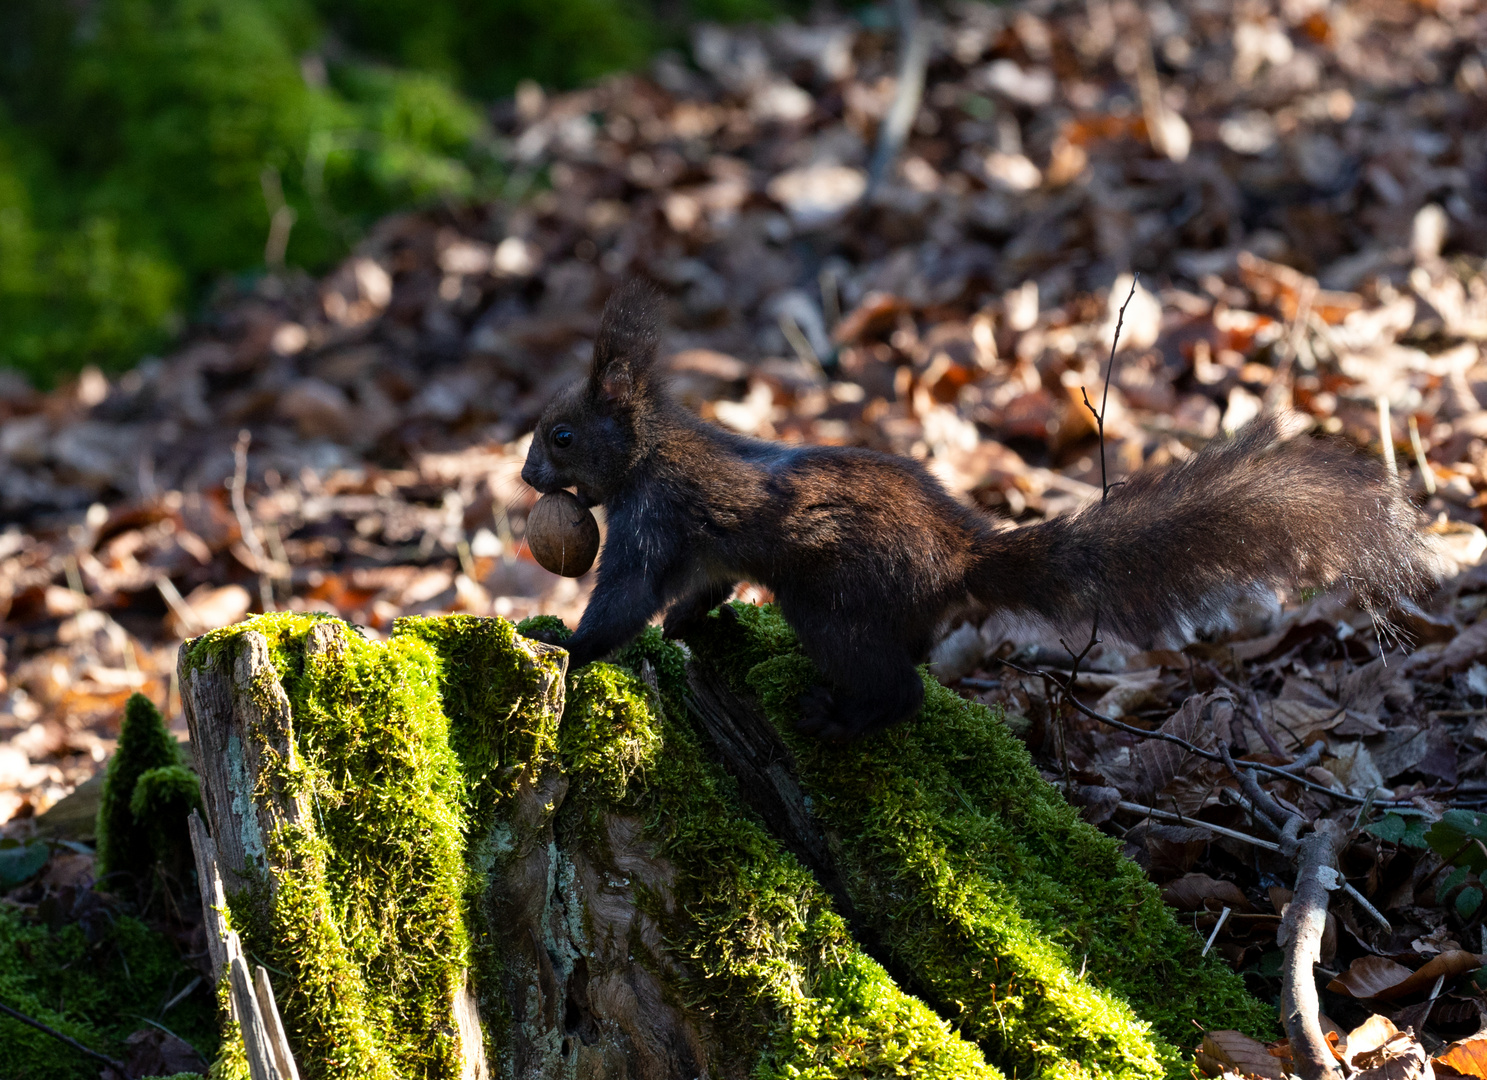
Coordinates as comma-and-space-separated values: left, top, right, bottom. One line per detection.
0, 0, 790, 387
5, 0, 1487, 1068
3, 0, 1487, 819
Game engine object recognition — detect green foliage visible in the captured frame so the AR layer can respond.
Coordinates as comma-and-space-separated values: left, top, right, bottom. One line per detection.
1366, 811, 1432, 848
0, 903, 218, 1079
1422, 809, 1487, 918
0, 838, 51, 889
0, 0, 800, 384
684, 603, 1275, 1079
0, 0, 496, 384
96, 692, 194, 889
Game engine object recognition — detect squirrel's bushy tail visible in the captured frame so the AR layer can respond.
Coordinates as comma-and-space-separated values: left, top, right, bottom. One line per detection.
970, 416, 1442, 646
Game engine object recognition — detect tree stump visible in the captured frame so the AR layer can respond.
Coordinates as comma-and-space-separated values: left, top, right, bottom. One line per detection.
179, 608, 1272, 1080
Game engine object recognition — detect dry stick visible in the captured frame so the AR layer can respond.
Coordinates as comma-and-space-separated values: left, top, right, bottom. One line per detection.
1220, 741, 1343, 1079
1409, 415, 1436, 495
866, 0, 930, 197
1117, 800, 1282, 851
1377, 396, 1398, 477
1202, 906, 1232, 956
231, 430, 276, 613
0, 1000, 130, 1075
1049, 276, 1142, 760
1280, 827, 1346, 1080
1125, 797, 1390, 931
156, 575, 205, 636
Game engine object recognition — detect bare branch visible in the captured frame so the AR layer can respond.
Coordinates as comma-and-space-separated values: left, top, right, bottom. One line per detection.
0, 1000, 129, 1075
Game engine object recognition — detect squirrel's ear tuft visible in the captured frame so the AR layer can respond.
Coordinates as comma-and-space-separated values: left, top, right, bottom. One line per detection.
590, 280, 663, 404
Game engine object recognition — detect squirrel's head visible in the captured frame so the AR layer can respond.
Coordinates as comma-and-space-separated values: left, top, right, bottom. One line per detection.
522, 281, 663, 506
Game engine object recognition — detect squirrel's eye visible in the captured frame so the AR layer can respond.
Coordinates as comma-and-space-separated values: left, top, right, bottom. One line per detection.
551, 428, 574, 449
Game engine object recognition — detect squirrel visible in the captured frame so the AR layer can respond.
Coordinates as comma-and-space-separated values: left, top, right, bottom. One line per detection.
521, 282, 1440, 740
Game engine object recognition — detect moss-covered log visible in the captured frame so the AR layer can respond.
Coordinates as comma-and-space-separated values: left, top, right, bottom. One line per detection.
179, 610, 1271, 1080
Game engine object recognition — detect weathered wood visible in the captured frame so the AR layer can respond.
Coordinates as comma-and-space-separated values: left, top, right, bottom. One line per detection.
230, 953, 281, 1080
254, 966, 301, 1080
187, 810, 227, 982
451, 981, 488, 1080
180, 630, 302, 900
189, 808, 303, 1080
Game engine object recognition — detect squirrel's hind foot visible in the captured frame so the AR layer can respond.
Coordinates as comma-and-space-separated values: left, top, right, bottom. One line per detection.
795, 674, 923, 743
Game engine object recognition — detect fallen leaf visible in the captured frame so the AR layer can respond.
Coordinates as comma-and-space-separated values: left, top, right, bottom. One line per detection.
1328, 956, 1416, 999
1163, 873, 1252, 912
1196, 1030, 1288, 1079
1438, 1033, 1487, 1078
1343, 1015, 1402, 1065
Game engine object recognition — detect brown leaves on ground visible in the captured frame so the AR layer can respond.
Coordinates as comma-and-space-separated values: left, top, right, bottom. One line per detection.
5, 0, 1487, 1061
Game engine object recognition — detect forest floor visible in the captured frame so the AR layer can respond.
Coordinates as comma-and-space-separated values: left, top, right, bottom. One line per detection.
5, 0, 1487, 1071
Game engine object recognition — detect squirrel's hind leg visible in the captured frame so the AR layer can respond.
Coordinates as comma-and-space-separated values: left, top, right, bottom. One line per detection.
792, 631, 925, 740
663, 581, 736, 639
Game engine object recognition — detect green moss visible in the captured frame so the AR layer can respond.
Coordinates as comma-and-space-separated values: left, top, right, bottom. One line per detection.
129, 763, 205, 882
684, 604, 1275, 1080
514, 613, 572, 643
183, 612, 565, 1080
96, 692, 187, 888
0, 903, 218, 1079
559, 626, 1003, 1079
391, 612, 566, 1064
560, 662, 662, 803
186, 610, 1265, 1079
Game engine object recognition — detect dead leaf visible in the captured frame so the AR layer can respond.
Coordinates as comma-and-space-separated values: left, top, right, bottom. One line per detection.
1116, 692, 1224, 804
1265, 676, 1346, 749
1438, 1034, 1487, 1078
1383, 951, 1483, 1002
1196, 1030, 1288, 1079
1343, 1015, 1403, 1065
1163, 873, 1252, 912
1328, 956, 1416, 999
1329, 951, 1482, 1002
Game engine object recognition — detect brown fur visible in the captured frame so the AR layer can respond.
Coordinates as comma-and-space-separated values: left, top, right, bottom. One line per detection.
521, 283, 1439, 739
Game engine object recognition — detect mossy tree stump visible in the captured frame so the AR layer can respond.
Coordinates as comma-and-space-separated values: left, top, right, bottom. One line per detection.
179, 609, 1272, 1080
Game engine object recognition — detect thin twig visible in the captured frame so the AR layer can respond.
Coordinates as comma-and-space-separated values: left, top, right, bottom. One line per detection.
156, 575, 204, 637
1202, 906, 1232, 956
1080, 273, 1140, 503
1049, 277, 1142, 738
1117, 801, 1281, 851
996, 657, 1422, 807
1377, 396, 1398, 477
231, 430, 276, 613
1409, 415, 1436, 495
866, 0, 930, 197
0, 999, 130, 1074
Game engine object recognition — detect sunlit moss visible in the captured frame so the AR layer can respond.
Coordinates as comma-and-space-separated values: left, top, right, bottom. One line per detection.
684, 604, 1275, 1079
96, 692, 193, 888
184, 612, 565, 1080
185, 609, 1269, 1079
566, 627, 1002, 1078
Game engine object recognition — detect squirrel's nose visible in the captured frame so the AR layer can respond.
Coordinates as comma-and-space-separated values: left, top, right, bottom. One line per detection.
521, 460, 553, 492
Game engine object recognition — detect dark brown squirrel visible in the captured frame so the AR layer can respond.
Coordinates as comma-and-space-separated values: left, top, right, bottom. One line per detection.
521, 282, 1440, 740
